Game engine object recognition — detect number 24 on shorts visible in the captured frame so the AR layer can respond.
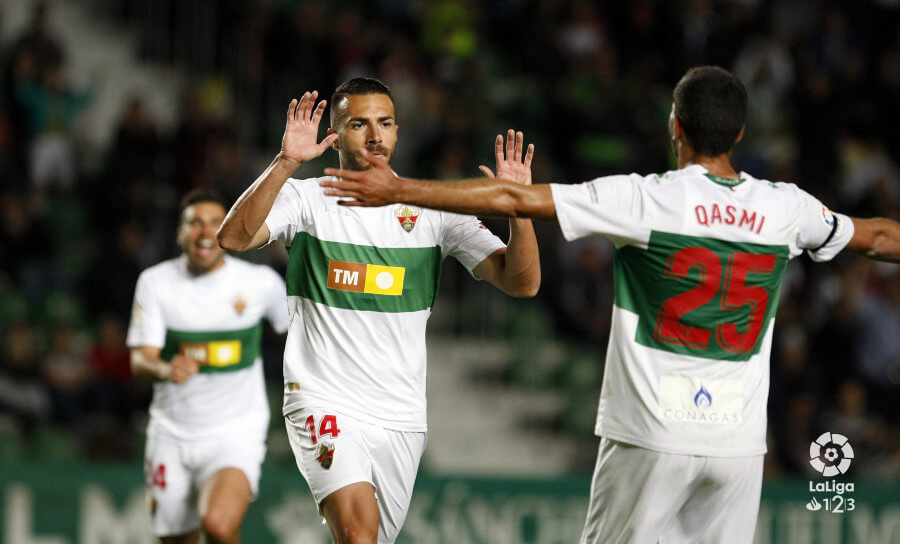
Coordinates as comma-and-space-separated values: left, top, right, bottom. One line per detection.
305, 414, 341, 445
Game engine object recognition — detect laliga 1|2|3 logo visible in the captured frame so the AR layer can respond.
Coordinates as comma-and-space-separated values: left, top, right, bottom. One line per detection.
805, 431, 855, 514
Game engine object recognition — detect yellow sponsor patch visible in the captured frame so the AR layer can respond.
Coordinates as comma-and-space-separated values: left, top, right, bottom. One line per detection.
180, 340, 242, 367
327, 260, 405, 296
364, 264, 405, 295
208, 340, 241, 366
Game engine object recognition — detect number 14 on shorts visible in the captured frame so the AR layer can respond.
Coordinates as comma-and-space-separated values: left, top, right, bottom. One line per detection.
305, 414, 341, 445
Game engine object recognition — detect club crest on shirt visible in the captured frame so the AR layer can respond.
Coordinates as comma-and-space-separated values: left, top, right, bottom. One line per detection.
233, 295, 247, 315
394, 205, 420, 233
316, 442, 335, 470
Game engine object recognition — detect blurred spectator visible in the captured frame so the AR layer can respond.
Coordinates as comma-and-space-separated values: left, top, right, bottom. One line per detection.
14, 64, 91, 190
0, 322, 51, 441
81, 221, 146, 320
106, 96, 161, 183
852, 266, 900, 421
40, 322, 92, 424
87, 313, 144, 424
0, 191, 54, 298
552, 238, 615, 345
839, 135, 900, 217
1, 1, 64, 174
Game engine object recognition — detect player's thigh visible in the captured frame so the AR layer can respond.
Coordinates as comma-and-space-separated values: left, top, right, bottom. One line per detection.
196, 434, 266, 501
321, 481, 380, 543
662, 455, 763, 544
581, 438, 699, 544
285, 409, 375, 512
197, 467, 252, 538
144, 434, 201, 537
368, 428, 427, 543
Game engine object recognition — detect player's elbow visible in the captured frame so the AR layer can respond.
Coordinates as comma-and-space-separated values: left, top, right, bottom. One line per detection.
505, 273, 541, 298
216, 225, 245, 252
510, 283, 540, 298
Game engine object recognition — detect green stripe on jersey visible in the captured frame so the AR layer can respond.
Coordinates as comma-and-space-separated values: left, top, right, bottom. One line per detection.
161, 323, 262, 373
286, 232, 443, 313
615, 231, 789, 361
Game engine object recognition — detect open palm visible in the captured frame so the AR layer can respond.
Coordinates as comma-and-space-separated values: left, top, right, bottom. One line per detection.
479, 129, 535, 185
282, 91, 338, 164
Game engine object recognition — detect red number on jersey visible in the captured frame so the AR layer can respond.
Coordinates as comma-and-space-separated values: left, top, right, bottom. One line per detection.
151, 464, 166, 490
655, 247, 720, 349
716, 253, 776, 353
319, 415, 341, 439
655, 248, 775, 355
305, 414, 341, 445
305, 415, 318, 446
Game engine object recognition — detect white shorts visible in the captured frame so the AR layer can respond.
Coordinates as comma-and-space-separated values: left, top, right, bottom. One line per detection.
143, 432, 266, 537
581, 438, 763, 544
285, 407, 426, 544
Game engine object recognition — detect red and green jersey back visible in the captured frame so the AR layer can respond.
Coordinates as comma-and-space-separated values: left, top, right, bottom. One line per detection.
616, 231, 789, 362
550, 164, 854, 456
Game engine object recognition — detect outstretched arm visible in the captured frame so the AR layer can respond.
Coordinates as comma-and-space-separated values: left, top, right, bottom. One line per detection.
845, 217, 900, 262
321, 148, 557, 220
218, 91, 337, 251
472, 130, 541, 297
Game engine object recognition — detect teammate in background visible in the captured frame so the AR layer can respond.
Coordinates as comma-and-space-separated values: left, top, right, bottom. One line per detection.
320, 66, 900, 543
127, 189, 288, 544
217, 78, 539, 543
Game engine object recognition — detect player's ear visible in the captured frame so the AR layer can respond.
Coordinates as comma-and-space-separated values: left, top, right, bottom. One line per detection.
328, 127, 339, 150
671, 116, 683, 138
735, 125, 745, 144
176, 224, 187, 249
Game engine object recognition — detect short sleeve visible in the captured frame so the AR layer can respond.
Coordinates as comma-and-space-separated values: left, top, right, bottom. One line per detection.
440, 213, 506, 277
264, 179, 309, 247
795, 190, 854, 262
550, 175, 644, 244
263, 267, 289, 334
126, 272, 166, 348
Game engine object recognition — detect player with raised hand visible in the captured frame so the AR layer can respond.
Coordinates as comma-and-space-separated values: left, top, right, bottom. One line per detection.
217, 78, 540, 543
479, 129, 535, 184
321, 66, 900, 543
128, 189, 289, 544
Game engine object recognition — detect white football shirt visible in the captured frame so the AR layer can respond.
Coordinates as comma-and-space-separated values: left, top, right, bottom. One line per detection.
551, 164, 853, 456
127, 255, 289, 440
265, 176, 506, 431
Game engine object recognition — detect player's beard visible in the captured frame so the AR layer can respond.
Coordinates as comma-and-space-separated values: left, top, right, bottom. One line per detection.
342, 143, 394, 171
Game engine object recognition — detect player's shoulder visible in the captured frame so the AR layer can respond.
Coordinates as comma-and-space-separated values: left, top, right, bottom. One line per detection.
139, 256, 184, 283
284, 176, 330, 201
740, 172, 809, 199
432, 209, 483, 229
224, 256, 284, 286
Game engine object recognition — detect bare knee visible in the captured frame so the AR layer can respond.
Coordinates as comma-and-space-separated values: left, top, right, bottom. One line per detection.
201, 511, 240, 544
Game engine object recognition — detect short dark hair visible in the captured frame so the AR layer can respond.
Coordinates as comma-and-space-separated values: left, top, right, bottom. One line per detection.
330, 77, 394, 126
179, 188, 226, 222
673, 66, 747, 156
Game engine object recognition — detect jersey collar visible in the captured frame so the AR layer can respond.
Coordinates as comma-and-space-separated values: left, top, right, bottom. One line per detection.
685, 164, 746, 188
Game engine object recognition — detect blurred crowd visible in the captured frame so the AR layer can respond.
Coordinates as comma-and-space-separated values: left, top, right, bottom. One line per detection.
0, 0, 898, 477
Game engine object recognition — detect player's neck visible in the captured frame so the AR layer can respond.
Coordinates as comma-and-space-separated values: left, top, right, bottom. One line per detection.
679, 150, 739, 180
185, 255, 226, 276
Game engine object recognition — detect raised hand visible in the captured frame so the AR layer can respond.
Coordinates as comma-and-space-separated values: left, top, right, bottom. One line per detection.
478, 129, 535, 186
281, 91, 338, 164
